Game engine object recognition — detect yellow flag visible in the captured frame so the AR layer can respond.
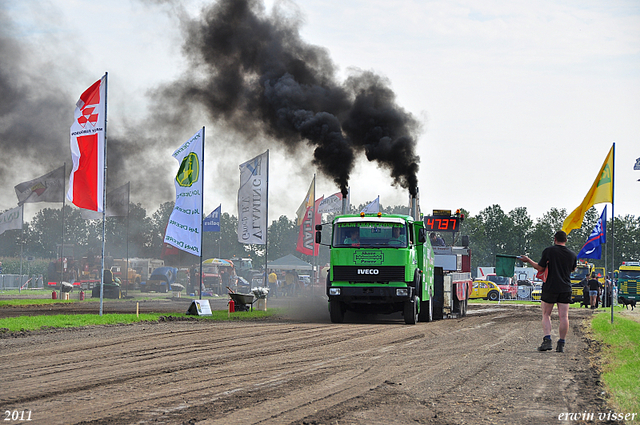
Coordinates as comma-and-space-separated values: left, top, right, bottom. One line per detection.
295, 176, 315, 226
562, 145, 613, 235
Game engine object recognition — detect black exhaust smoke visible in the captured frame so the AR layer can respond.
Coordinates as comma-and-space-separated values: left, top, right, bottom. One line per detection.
155, 0, 420, 196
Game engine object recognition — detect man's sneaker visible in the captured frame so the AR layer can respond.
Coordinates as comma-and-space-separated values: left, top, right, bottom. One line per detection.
538, 338, 552, 351
556, 341, 565, 353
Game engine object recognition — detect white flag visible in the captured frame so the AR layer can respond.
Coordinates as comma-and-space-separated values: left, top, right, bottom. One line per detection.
0, 206, 23, 236
15, 166, 65, 205
317, 191, 343, 214
163, 129, 204, 256
361, 196, 380, 213
296, 176, 315, 225
238, 151, 268, 245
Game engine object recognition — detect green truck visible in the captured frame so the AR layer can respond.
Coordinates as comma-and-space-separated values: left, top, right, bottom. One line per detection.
316, 212, 471, 324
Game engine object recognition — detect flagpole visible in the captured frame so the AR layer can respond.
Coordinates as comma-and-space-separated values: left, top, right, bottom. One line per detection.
125, 182, 130, 297
99, 72, 108, 316
60, 162, 66, 288
19, 204, 24, 288
264, 150, 270, 290
609, 144, 616, 323
199, 127, 205, 301
312, 173, 317, 288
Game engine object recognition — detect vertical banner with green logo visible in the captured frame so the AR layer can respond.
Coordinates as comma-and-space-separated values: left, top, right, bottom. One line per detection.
164, 128, 204, 256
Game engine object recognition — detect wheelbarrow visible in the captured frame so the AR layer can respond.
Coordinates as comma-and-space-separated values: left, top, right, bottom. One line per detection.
228, 292, 255, 312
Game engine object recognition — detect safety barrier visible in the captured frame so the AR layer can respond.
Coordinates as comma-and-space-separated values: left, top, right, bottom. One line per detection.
0, 274, 44, 290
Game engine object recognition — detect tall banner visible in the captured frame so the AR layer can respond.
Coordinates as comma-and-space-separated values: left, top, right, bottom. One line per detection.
577, 206, 607, 260
80, 182, 130, 220
296, 196, 322, 256
67, 75, 107, 212
15, 166, 65, 205
562, 145, 613, 234
0, 206, 22, 236
317, 191, 343, 214
296, 177, 315, 226
361, 196, 380, 213
163, 129, 204, 256
204, 204, 221, 232
237, 151, 268, 245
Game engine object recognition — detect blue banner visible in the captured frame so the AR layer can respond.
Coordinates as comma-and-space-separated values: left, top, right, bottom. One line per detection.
577, 206, 607, 259
204, 204, 221, 232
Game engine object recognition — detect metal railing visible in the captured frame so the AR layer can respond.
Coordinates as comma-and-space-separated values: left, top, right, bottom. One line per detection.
0, 274, 44, 290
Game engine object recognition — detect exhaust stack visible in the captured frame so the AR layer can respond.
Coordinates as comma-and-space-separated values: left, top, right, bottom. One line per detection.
410, 188, 420, 221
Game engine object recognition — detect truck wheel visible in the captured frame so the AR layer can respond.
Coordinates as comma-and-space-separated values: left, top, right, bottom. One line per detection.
419, 296, 433, 322
329, 299, 344, 323
488, 290, 499, 301
404, 296, 418, 325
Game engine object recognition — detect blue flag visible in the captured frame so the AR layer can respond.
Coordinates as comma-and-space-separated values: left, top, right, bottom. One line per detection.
577, 206, 607, 259
204, 204, 221, 232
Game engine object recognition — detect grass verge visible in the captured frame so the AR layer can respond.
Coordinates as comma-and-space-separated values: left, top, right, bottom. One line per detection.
591, 310, 640, 415
0, 309, 279, 332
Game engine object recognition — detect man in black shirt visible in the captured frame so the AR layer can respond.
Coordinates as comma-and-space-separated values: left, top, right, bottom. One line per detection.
588, 272, 602, 309
520, 231, 577, 353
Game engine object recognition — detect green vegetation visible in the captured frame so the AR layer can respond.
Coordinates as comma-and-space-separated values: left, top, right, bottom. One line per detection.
0, 309, 279, 332
0, 298, 78, 307
591, 310, 640, 415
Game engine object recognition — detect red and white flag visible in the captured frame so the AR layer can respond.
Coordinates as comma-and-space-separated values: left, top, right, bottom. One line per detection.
67, 75, 107, 212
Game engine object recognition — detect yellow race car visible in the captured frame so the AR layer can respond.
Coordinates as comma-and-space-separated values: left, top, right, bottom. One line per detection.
470, 280, 503, 301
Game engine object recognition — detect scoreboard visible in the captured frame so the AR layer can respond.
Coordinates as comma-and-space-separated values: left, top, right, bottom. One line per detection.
423, 216, 460, 232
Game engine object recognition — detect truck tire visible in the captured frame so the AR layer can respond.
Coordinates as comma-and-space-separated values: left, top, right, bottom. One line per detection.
404, 296, 418, 325
419, 296, 433, 322
488, 290, 499, 301
329, 299, 344, 323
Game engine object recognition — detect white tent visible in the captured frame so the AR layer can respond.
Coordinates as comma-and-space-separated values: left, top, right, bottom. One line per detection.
267, 254, 313, 271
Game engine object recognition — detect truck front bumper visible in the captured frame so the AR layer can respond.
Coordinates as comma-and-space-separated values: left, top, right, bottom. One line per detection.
328, 286, 414, 303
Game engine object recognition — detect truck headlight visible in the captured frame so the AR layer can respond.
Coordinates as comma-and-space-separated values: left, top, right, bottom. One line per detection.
329, 288, 341, 296
396, 288, 409, 296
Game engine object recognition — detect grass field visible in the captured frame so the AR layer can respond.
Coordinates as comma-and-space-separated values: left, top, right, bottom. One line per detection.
591, 310, 640, 416
0, 309, 278, 332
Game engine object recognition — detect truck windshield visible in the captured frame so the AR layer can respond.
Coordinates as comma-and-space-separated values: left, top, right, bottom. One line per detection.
333, 223, 408, 248
619, 270, 640, 279
570, 268, 590, 280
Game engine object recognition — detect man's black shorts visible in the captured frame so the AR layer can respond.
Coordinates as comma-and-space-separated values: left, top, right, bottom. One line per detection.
541, 291, 572, 304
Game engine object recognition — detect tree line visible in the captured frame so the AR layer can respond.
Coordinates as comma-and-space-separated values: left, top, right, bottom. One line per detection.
0, 202, 637, 276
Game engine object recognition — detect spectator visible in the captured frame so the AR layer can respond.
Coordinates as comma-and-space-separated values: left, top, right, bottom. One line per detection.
588, 272, 602, 309
519, 230, 577, 353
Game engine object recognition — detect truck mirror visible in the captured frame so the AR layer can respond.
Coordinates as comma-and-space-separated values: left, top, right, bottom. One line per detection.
418, 228, 427, 243
315, 224, 323, 231
315, 231, 322, 244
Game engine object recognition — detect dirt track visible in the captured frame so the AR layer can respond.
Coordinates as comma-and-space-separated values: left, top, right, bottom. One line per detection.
0, 299, 613, 425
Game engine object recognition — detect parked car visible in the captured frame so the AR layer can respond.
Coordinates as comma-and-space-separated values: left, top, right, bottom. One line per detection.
485, 274, 517, 299
531, 283, 543, 301
470, 280, 503, 301
140, 267, 179, 293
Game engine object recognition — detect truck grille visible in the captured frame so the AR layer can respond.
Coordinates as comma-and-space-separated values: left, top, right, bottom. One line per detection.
332, 266, 406, 283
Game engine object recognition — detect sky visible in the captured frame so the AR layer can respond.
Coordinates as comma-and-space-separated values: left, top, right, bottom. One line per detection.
1, 0, 639, 226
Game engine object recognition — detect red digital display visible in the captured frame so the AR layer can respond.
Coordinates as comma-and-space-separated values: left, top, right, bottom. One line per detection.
423, 216, 460, 232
